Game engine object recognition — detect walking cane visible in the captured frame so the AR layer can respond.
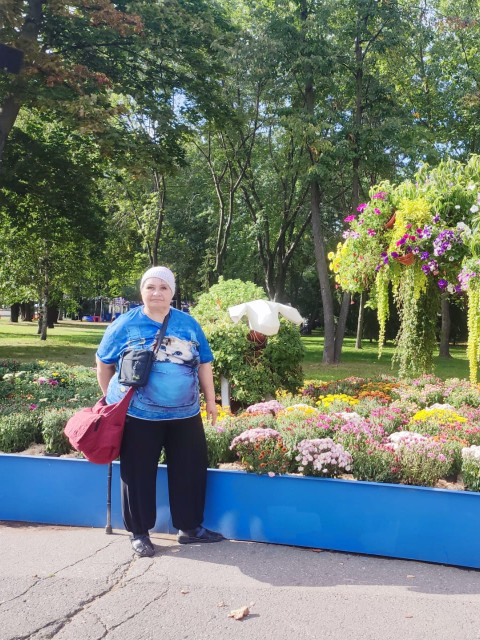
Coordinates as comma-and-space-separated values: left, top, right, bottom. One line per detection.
105, 462, 113, 534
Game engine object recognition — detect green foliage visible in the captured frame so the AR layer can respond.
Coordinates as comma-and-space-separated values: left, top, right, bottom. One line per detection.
396, 441, 454, 487
393, 275, 438, 378
0, 360, 99, 419
229, 427, 292, 475
192, 277, 305, 404
462, 447, 480, 493
0, 412, 42, 453
350, 442, 401, 484
41, 408, 77, 455
203, 417, 246, 468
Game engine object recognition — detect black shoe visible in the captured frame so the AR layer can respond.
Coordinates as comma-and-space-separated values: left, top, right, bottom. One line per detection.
177, 526, 225, 545
131, 534, 155, 557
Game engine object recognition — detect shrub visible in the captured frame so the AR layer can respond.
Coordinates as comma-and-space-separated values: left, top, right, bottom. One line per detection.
275, 414, 338, 450
41, 408, 77, 455
295, 438, 352, 478
230, 427, 291, 475
335, 419, 388, 452
444, 379, 480, 408
203, 417, 246, 468
351, 441, 401, 484
0, 412, 42, 453
396, 439, 454, 487
367, 406, 410, 434
462, 445, 480, 492
245, 400, 285, 415
192, 277, 304, 404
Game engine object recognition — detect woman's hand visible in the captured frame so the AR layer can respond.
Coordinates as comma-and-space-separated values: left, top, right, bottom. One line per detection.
204, 399, 218, 425
198, 362, 218, 425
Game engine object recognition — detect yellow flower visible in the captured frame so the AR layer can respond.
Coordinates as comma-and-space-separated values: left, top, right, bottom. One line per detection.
411, 408, 467, 424
328, 251, 334, 259
282, 404, 319, 416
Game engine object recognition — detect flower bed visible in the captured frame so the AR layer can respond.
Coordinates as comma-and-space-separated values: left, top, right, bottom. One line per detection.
203, 376, 480, 491
3, 362, 480, 566
3, 361, 480, 492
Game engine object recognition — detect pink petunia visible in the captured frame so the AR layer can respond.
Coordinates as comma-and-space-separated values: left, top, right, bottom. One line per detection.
344, 215, 356, 222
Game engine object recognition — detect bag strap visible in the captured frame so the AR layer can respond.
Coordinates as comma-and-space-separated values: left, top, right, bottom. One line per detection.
152, 311, 170, 354
121, 385, 136, 404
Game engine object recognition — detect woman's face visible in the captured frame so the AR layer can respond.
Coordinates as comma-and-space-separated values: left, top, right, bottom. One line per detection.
141, 278, 173, 315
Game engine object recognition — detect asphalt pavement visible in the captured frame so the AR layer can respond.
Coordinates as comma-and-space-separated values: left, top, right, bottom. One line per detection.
1, 521, 480, 640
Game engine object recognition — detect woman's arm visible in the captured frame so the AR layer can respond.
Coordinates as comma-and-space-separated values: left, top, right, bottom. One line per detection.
96, 356, 116, 396
198, 362, 218, 425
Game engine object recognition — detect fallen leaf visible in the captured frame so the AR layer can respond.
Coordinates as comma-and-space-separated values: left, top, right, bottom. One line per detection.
406, 575, 415, 579
405, 615, 414, 619
170, 549, 180, 553
180, 589, 189, 594
249, 601, 255, 607
217, 601, 227, 608
228, 606, 250, 620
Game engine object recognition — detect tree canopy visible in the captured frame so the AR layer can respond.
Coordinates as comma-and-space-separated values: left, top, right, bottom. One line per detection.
3, 0, 480, 365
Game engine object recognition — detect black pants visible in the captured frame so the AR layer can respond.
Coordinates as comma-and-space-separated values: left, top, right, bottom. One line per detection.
120, 412, 208, 535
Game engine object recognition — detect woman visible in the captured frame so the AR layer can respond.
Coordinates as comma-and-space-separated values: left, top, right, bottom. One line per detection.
96, 266, 224, 557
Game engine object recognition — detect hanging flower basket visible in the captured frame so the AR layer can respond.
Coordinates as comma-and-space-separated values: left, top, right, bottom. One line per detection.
394, 252, 416, 266
384, 212, 396, 229
247, 330, 268, 350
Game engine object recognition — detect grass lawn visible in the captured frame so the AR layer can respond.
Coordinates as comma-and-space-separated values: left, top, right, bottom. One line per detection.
0, 319, 470, 381
0, 319, 105, 367
302, 331, 470, 381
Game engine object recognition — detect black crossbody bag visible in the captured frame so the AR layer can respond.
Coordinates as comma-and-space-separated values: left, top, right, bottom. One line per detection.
118, 312, 170, 387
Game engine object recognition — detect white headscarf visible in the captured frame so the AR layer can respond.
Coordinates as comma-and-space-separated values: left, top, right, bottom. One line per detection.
140, 266, 176, 296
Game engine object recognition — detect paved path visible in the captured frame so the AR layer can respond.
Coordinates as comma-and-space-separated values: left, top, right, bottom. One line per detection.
1, 521, 480, 640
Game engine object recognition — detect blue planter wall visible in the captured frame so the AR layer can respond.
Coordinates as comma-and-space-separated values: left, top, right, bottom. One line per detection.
1, 454, 479, 568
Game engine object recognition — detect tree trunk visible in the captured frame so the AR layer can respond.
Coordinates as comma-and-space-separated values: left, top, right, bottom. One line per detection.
47, 305, 58, 328
152, 170, 166, 267
174, 274, 181, 310
439, 293, 451, 358
355, 291, 366, 349
0, 95, 21, 170
0, 0, 45, 168
301, 0, 346, 364
310, 180, 337, 363
10, 303, 20, 323
21, 301, 34, 321
39, 254, 49, 340
334, 292, 351, 362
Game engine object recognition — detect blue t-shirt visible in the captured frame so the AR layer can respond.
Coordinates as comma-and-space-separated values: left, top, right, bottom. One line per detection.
96, 306, 214, 420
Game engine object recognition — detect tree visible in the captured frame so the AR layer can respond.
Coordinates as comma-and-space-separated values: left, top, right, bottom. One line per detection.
0, 0, 143, 167
0, 111, 108, 338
